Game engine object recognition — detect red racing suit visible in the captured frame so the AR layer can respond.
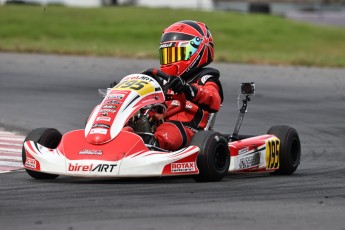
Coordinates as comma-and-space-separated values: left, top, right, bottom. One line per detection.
154, 67, 223, 151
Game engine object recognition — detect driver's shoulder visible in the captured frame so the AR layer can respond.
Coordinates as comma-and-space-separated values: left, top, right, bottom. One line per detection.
187, 67, 220, 85
189, 67, 224, 102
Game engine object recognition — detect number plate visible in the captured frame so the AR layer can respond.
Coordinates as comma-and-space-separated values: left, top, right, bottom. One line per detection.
114, 79, 154, 96
265, 137, 280, 170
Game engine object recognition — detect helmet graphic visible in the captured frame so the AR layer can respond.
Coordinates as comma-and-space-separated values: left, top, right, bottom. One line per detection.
159, 20, 214, 77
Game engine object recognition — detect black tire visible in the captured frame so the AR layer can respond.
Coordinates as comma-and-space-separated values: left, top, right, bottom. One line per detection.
191, 131, 230, 182
267, 125, 301, 175
22, 128, 62, 179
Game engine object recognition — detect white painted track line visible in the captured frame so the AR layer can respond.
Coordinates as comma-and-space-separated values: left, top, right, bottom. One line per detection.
0, 130, 25, 172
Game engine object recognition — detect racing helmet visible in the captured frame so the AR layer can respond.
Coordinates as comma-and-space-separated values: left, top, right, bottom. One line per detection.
159, 20, 214, 77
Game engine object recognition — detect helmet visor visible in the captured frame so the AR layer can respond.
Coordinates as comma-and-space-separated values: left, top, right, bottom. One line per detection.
160, 37, 202, 65
160, 47, 187, 65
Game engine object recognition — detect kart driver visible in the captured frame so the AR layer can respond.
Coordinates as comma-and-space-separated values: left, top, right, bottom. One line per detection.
152, 20, 223, 151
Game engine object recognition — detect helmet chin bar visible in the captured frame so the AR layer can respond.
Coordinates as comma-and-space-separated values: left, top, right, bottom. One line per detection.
161, 64, 179, 76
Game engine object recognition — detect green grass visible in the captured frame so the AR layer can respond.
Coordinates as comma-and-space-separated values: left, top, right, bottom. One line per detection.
1, 5, 345, 67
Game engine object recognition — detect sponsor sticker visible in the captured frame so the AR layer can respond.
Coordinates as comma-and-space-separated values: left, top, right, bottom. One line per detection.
201, 75, 213, 84
238, 147, 249, 155
179, 41, 189, 47
90, 128, 107, 135
92, 123, 110, 129
106, 100, 121, 105
184, 125, 198, 133
103, 105, 117, 109
160, 42, 174, 48
171, 162, 195, 173
171, 100, 180, 106
239, 152, 260, 169
25, 157, 37, 169
139, 76, 154, 82
68, 163, 117, 172
185, 102, 193, 109
108, 93, 125, 100
78, 149, 103, 156
99, 109, 116, 113
96, 117, 111, 122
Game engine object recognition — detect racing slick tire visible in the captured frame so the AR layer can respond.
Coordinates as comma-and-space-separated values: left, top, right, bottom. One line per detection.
190, 131, 230, 182
22, 128, 62, 179
267, 125, 301, 175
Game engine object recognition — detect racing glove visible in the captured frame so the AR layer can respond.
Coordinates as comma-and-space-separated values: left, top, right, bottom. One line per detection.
168, 77, 198, 101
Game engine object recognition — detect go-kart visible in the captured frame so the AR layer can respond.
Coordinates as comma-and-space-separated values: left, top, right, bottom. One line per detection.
22, 69, 301, 182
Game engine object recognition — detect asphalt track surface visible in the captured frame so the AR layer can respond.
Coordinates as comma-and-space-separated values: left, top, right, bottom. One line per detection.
0, 53, 344, 230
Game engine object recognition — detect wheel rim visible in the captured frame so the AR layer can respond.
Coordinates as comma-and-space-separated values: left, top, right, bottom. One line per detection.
214, 144, 228, 171
290, 138, 300, 165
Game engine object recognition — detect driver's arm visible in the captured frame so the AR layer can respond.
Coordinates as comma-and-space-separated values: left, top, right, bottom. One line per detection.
189, 81, 221, 113
168, 76, 222, 113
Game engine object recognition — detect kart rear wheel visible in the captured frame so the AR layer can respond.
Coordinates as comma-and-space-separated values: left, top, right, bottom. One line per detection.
191, 131, 230, 182
22, 128, 62, 179
267, 125, 301, 175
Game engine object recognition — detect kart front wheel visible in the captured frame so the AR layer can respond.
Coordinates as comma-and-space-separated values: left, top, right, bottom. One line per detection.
190, 131, 230, 182
267, 125, 301, 175
22, 128, 62, 179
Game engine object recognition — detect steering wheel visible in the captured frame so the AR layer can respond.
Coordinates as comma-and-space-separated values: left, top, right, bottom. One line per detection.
141, 68, 186, 119
141, 68, 170, 93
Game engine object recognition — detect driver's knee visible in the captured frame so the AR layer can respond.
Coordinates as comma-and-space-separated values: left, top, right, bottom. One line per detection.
154, 121, 193, 151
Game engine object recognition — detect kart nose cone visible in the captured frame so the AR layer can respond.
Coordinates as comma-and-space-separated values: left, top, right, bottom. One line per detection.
86, 133, 111, 145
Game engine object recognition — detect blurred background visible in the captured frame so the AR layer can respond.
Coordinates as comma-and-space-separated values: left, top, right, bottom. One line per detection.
1, 0, 345, 15
1, 0, 345, 12
0, 0, 345, 67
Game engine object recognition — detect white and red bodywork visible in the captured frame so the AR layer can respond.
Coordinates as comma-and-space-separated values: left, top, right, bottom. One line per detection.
23, 74, 280, 178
